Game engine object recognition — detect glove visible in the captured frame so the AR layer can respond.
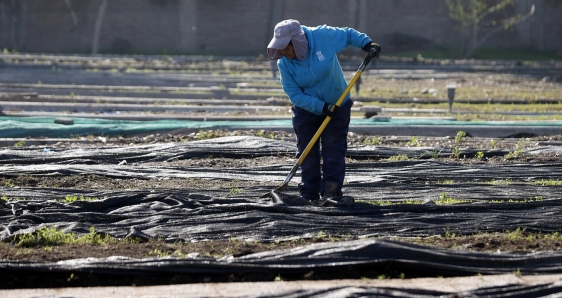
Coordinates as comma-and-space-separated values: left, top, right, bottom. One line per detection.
362, 41, 381, 58
322, 103, 340, 118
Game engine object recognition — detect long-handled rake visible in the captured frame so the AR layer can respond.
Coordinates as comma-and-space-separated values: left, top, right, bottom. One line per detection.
260, 51, 378, 198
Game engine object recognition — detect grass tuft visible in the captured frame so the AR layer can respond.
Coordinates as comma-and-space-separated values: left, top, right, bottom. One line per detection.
14, 226, 116, 247
388, 154, 409, 161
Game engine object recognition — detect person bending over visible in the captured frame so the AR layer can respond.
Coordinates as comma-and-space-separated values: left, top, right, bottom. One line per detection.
267, 19, 380, 203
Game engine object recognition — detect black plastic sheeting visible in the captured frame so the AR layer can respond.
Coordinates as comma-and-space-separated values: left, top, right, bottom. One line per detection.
0, 136, 298, 165
3, 239, 562, 297
2, 136, 562, 291
1, 238, 562, 276
1, 187, 562, 242
1, 136, 561, 240
0, 136, 515, 165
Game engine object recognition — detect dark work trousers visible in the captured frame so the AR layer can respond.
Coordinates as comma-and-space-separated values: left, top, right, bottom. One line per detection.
291, 99, 353, 200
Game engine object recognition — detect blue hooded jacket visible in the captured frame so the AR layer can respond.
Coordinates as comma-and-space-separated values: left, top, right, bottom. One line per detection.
277, 25, 370, 115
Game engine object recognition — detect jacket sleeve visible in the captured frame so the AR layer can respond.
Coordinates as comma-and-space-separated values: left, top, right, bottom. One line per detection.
321, 25, 371, 53
278, 60, 326, 115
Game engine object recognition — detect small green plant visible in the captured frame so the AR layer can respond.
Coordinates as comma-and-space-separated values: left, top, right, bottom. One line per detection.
431, 150, 439, 158
15, 227, 76, 247
489, 139, 497, 148
548, 232, 560, 240
65, 195, 79, 203
195, 130, 221, 140
506, 227, 524, 241
67, 273, 76, 282
501, 196, 544, 203
13, 141, 25, 147
171, 250, 185, 258
442, 180, 455, 185
404, 199, 426, 204
64, 195, 98, 203
356, 198, 425, 206
377, 274, 389, 280
444, 230, 456, 238
274, 274, 284, 281
77, 227, 108, 245
516, 140, 527, 150
504, 149, 524, 160
4, 196, 25, 201
454, 131, 467, 143
490, 178, 512, 185
1, 195, 8, 202
407, 136, 420, 147
535, 179, 562, 186
356, 199, 393, 206
436, 192, 470, 205
50, 66, 62, 73
451, 146, 461, 159
364, 136, 382, 145
256, 130, 265, 137
227, 188, 244, 196
388, 154, 409, 161
125, 235, 144, 244
148, 248, 170, 258
4, 179, 14, 188
475, 151, 485, 160
14, 226, 115, 247
317, 231, 325, 239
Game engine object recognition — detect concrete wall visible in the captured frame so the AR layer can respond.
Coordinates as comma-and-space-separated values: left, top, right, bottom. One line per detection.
514, 0, 562, 52
196, 0, 271, 55
0, 0, 559, 55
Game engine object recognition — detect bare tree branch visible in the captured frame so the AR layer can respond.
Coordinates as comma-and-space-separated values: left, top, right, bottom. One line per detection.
467, 4, 535, 57
446, 0, 536, 58
477, 0, 514, 23
64, 0, 78, 29
91, 0, 108, 55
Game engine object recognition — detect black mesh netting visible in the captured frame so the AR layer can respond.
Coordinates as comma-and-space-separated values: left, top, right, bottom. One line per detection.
2, 136, 562, 287
0, 136, 518, 165
1, 186, 562, 242
1, 238, 562, 276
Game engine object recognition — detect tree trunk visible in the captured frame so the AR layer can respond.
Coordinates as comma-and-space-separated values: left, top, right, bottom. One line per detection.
464, 4, 535, 58
467, 21, 478, 57
466, 2, 479, 58
91, 0, 108, 55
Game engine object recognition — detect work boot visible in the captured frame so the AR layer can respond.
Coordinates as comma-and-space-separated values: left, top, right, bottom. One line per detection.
322, 181, 339, 198
319, 181, 355, 207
